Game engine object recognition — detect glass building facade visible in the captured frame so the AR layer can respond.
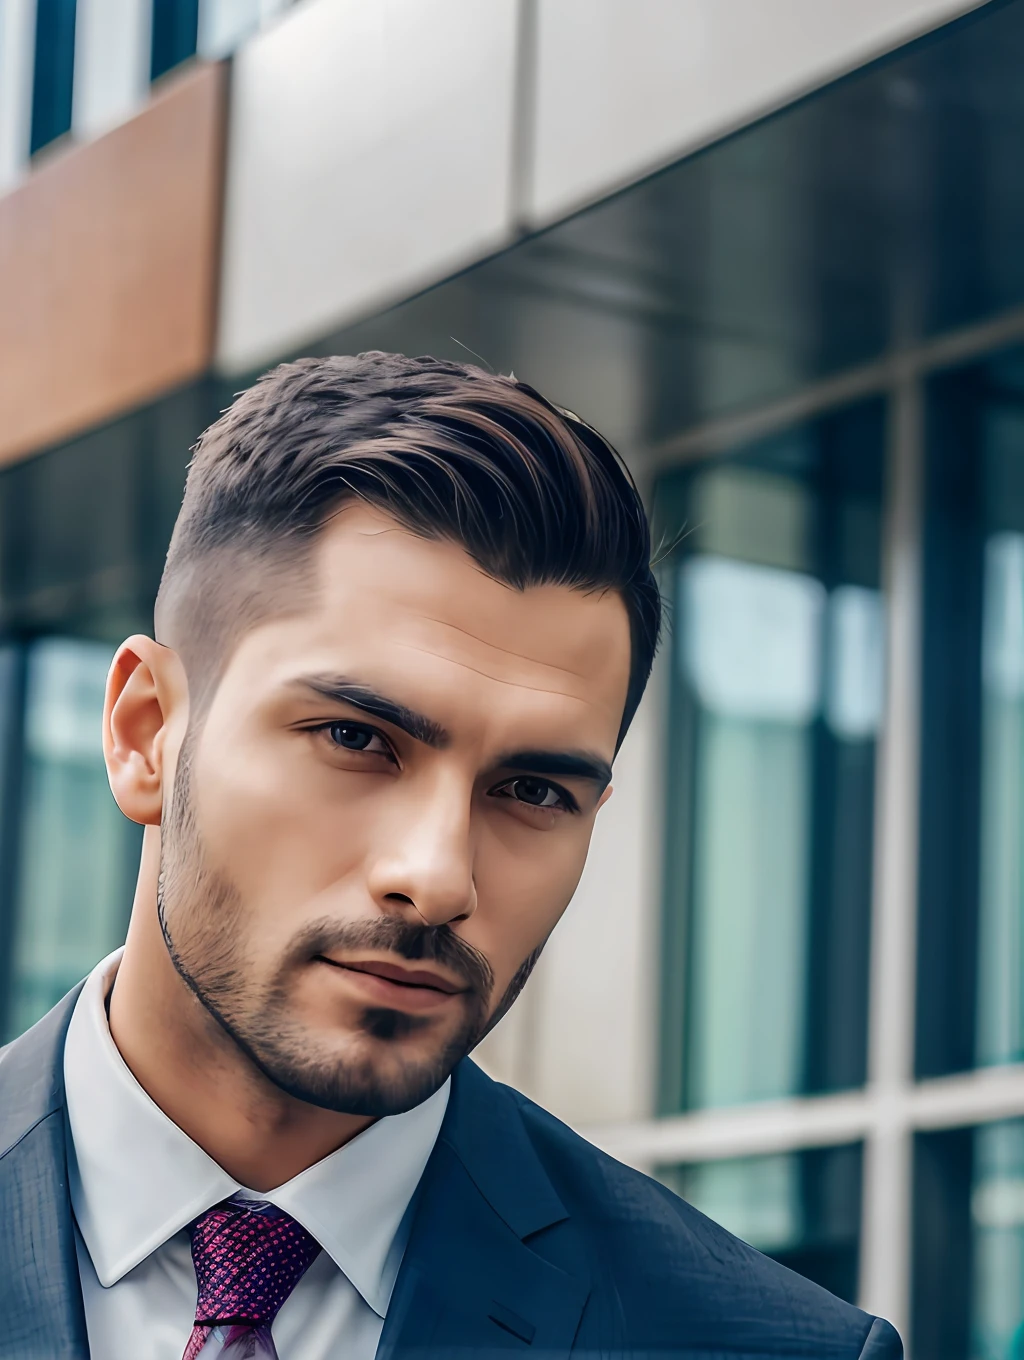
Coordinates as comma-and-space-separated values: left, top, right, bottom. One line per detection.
22, 0, 289, 162
919, 348, 1024, 1081
0, 385, 217, 1039
658, 403, 884, 1113
5, 2, 1024, 1353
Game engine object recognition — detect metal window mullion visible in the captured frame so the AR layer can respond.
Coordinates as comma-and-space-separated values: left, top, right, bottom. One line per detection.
508, 0, 539, 233
647, 299, 1024, 471
581, 1061, 1024, 1172
857, 373, 925, 1342
586, 1088, 876, 1169
908, 1063, 1024, 1130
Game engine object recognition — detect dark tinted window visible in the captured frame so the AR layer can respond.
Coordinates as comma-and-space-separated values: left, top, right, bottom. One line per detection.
657, 401, 884, 1112
914, 1120, 1024, 1360
30, 0, 77, 155
151, 0, 199, 81
0, 384, 219, 1037
918, 348, 1024, 1078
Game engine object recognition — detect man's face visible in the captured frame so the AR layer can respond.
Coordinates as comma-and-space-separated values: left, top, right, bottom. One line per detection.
158, 504, 631, 1115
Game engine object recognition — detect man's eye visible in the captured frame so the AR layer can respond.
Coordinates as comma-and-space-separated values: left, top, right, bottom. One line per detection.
326, 722, 389, 755
496, 777, 565, 810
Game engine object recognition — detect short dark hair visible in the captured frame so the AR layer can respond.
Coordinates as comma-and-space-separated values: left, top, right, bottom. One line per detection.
156, 352, 661, 744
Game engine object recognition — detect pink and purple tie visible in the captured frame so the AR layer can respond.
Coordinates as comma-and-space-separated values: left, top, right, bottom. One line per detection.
182, 1195, 322, 1360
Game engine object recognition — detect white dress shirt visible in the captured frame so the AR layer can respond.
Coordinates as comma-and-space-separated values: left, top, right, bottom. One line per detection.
63, 950, 450, 1360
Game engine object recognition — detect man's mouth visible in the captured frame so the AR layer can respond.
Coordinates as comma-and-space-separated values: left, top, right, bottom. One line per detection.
315, 954, 469, 1000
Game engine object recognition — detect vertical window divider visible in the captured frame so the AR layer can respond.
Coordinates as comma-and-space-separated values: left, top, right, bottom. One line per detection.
858, 370, 925, 1343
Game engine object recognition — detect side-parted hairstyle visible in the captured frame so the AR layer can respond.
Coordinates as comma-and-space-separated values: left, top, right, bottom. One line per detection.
155, 352, 661, 746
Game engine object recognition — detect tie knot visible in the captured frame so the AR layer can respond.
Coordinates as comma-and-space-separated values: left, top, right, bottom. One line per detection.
188, 1195, 322, 1328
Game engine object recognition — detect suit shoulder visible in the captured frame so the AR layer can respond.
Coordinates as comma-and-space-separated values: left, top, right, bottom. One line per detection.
502, 1083, 900, 1358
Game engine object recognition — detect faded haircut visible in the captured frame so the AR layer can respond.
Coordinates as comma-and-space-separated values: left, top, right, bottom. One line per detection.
155, 352, 662, 744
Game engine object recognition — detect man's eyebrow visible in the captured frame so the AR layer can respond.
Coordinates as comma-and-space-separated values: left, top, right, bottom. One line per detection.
495, 749, 613, 791
291, 676, 450, 748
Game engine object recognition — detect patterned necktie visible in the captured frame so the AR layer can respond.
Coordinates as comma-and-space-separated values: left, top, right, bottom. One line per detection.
182, 1195, 323, 1360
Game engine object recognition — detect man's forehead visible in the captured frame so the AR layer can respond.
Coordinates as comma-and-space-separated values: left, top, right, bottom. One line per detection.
308, 505, 631, 696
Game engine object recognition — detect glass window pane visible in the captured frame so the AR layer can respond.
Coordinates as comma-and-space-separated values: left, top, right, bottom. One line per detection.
0, 646, 25, 1006
0, 645, 22, 851
913, 1119, 1024, 1360
657, 401, 885, 1111
659, 1143, 862, 1303
972, 1122, 1024, 1360
6, 637, 138, 1038
919, 347, 1024, 1076
30, 0, 77, 155
0, 388, 216, 1039
151, 0, 199, 81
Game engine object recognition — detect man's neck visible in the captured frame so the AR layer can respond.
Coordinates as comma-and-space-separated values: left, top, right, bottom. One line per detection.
107, 834, 372, 1191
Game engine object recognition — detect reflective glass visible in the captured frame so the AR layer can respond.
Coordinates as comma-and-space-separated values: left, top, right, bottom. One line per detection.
657, 401, 884, 1111
5, 638, 138, 1038
0, 388, 218, 1038
914, 1120, 1024, 1360
318, 3, 1024, 443
918, 348, 1024, 1076
0, 647, 22, 1002
659, 1143, 862, 1303
151, 0, 199, 81
30, 0, 77, 155
972, 1122, 1024, 1360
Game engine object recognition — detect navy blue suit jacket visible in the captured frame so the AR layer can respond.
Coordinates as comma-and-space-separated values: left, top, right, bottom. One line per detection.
0, 986, 902, 1358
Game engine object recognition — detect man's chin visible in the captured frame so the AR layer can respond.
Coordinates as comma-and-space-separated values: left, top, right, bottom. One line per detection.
265, 1060, 452, 1118
245, 1021, 469, 1118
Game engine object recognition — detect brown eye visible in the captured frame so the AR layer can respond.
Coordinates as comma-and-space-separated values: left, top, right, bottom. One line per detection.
501, 777, 564, 809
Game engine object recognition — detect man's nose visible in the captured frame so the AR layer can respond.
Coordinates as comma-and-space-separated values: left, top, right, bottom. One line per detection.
365, 772, 478, 928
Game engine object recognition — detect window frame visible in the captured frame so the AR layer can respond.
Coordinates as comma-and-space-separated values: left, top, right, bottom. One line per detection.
582, 306, 1024, 1347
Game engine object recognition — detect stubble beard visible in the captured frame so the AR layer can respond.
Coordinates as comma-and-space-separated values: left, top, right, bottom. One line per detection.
155, 738, 542, 1117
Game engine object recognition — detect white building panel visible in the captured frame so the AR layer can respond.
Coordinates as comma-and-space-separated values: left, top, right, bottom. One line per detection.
0, 0, 36, 194
72, 0, 151, 143
198, 0, 291, 61
529, 0, 987, 225
217, 0, 519, 374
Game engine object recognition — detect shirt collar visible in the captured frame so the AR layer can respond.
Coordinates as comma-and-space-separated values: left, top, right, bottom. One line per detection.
64, 949, 449, 1318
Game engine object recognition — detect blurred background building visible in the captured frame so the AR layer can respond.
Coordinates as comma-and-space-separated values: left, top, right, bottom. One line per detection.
1, 0, 1023, 1353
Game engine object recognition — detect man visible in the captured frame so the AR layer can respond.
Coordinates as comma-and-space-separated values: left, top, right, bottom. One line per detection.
0, 354, 900, 1359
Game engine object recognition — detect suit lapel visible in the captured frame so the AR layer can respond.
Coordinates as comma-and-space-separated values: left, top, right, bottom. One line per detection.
379, 1061, 590, 1358
0, 997, 587, 1359
0, 986, 89, 1358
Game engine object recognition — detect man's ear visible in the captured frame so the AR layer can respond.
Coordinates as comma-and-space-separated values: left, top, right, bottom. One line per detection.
103, 636, 189, 826
596, 784, 614, 811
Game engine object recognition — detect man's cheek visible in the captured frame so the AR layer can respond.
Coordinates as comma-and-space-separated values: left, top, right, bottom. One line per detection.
467, 914, 551, 1003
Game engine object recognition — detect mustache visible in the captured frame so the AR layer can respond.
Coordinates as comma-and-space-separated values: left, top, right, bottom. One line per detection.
287, 916, 495, 1000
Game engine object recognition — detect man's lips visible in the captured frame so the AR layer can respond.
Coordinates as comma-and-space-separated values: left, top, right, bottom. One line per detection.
316, 955, 468, 995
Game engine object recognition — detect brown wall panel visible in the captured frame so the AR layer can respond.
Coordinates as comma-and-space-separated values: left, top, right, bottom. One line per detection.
0, 62, 226, 468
